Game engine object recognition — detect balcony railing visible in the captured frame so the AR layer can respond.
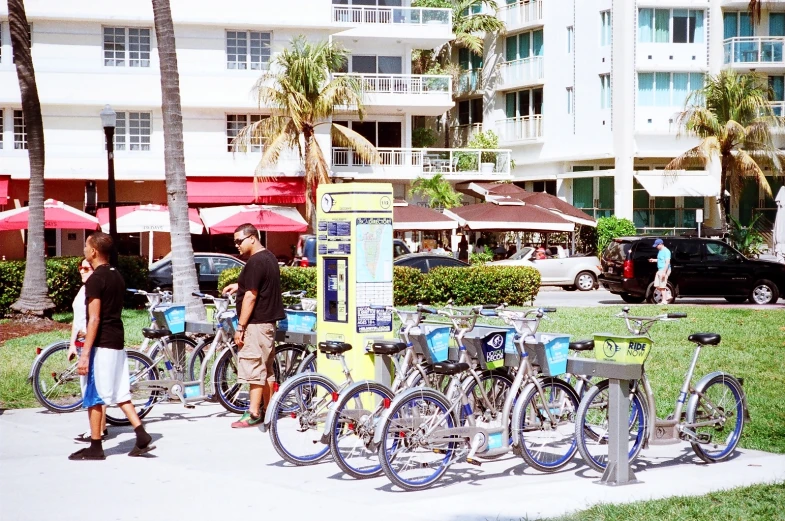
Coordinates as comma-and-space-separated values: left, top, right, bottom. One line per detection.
332, 73, 451, 96
450, 123, 483, 147
723, 37, 785, 66
332, 147, 511, 175
456, 69, 483, 96
495, 115, 543, 142
500, 56, 544, 86
332, 6, 451, 26
499, 0, 543, 27
770, 101, 785, 116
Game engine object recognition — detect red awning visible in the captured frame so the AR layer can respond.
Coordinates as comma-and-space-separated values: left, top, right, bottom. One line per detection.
0, 176, 9, 205
187, 177, 305, 205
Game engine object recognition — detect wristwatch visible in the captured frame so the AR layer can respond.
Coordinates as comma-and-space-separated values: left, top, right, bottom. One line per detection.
236, 324, 246, 332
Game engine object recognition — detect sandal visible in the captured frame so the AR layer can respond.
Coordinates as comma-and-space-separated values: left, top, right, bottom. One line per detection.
128, 444, 156, 457
68, 448, 106, 461
74, 429, 108, 443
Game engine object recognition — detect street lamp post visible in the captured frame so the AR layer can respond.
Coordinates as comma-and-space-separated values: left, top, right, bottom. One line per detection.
100, 105, 118, 266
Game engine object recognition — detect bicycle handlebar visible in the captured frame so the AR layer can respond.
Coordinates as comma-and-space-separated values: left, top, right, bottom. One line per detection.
667, 313, 687, 319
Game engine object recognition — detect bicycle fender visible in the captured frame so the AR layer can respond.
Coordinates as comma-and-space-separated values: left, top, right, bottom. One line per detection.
320, 379, 376, 443
687, 371, 750, 422
371, 385, 435, 447
263, 372, 337, 426
510, 380, 538, 447
28, 340, 70, 381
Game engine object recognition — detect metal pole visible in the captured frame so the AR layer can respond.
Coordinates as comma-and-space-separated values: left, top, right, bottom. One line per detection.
104, 125, 118, 266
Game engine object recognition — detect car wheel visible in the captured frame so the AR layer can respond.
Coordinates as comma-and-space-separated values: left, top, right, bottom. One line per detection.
724, 296, 747, 304
620, 293, 646, 304
647, 283, 676, 304
749, 280, 779, 305
575, 271, 597, 291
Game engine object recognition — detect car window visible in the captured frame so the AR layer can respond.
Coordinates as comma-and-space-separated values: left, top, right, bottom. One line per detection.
673, 240, 702, 262
212, 257, 241, 274
509, 247, 533, 260
604, 240, 632, 261
194, 257, 211, 275
394, 243, 409, 258
631, 242, 657, 261
704, 242, 737, 263
399, 258, 428, 271
428, 257, 464, 270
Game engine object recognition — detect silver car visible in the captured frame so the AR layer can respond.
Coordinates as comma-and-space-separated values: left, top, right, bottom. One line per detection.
489, 247, 601, 291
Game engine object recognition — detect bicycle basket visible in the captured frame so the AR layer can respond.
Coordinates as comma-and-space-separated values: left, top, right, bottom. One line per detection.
219, 311, 238, 337
462, 326, 512, 370
593, 334, 652, 365
526, 333, 571, 376
152, 305, 186, 334
278, 310, 317, 333
410, 323, 452, 363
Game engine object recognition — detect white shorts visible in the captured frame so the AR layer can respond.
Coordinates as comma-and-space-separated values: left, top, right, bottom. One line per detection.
654, 269, 671, 288
81, 348, 131, 408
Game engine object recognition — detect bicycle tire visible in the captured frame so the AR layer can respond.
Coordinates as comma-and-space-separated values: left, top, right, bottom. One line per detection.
574, 379, 648, 473
686, 374, 745, 463
461, 370, 514, 460
377, 388, 458, 491
31, 341, 83, 413
329, 381, 395, 479
274, 343, 310, 384
105, 350, 161, 426
514, 378, 580, 472
269, 373, 338, 465
147, 335, 199, 381
296, 351, 317, 374
212, 347, 250, 415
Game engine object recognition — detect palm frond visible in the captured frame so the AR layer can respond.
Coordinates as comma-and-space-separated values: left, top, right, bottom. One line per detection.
330, 123, 381, 164
729, 149, 771, 196
665, 137, 720, 171
315, 75, 366, 121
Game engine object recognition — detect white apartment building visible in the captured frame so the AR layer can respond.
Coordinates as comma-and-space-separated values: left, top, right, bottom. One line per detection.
2, 0, 785, 260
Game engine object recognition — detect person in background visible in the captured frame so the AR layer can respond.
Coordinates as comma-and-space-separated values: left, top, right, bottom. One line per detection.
536, 245, 548, 260
457, 236, 469, 262
473, 239, 485, 255
506, 244, 517, 258
649, 238, 673, 303
432, 241, 446, 255
68, 258, 108, 443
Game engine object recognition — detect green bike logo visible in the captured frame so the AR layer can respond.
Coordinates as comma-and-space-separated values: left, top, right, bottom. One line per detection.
603, 339, 620, 358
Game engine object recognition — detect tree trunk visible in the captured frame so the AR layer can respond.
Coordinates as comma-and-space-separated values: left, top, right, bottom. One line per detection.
720, 155, 730, 232
151, 0, 204, 320
8, 0, 54, 315
303, 127, 316, 233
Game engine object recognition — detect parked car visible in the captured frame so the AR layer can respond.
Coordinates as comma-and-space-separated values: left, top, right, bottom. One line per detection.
489, 247, 601, 291
599, 236, 785, 304
148, 253, 244, 293
293, 235, 411, 267
394, 253, 469, 274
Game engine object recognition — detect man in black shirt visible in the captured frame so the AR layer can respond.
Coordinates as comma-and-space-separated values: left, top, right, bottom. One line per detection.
223, 223, 285, 428
69, 232, 155, 460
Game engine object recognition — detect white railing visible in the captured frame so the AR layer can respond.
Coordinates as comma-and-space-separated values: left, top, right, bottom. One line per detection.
500, 56, 544, 86
770, 101, 785, 116
456, 69, 483, 96
450, 123, 483, 147
499, 0, 543, 28
332, 6, 452, 26
332, 73, 451, 97
332, 147, 512, 175
495, 115, 544, 142
723, 37, 785, 65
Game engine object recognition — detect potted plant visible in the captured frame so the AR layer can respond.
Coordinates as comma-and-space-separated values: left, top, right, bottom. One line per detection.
466, 130, 499, 173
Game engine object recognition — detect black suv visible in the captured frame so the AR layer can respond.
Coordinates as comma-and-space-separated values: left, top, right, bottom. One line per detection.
599, 236, 785, 305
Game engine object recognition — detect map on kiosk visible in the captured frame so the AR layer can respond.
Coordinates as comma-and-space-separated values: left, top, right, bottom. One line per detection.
356, 217, 393, 283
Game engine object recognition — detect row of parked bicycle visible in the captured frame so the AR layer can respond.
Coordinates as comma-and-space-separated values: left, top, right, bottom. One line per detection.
29, 289, 748, 492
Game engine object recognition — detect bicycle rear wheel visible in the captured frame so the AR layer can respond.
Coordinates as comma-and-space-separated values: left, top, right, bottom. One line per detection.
686, 374, 745, 463
105, 351, 160, 426
212, 347, 250, 415
148, 335, 198, 382
31, 341, 82, 412
274, 343, 311, 384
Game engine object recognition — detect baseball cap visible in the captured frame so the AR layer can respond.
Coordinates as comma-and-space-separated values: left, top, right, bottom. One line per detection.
653, 239, 664, 246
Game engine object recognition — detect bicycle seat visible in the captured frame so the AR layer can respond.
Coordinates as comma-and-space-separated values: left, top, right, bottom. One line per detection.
318, 341, 352, 354
370, 340, 407, 355
688, 333, 721, 346
142, 328, 172, 339
569, 339, 594, 351
431, 361, 469, 375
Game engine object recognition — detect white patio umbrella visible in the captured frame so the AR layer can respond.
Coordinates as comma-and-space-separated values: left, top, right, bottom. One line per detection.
774, 186, 785, 263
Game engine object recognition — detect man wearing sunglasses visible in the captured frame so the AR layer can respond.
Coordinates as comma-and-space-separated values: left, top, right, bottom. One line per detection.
222, 223, 285, 428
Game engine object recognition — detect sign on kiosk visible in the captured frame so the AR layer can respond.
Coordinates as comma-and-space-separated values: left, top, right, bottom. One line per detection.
316, 183, 395, 385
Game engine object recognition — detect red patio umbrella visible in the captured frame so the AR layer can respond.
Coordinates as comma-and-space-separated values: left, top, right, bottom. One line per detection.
0, 199, 99, 231
198, 204, 308, 234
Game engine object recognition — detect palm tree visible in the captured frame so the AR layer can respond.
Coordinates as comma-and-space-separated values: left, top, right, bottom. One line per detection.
8, 0, 54, 315
411, 174, 463, 209
234, 36, 378, 230
748, 0, 762, 25
667, 70, 784, 227
151, 0, 204, 320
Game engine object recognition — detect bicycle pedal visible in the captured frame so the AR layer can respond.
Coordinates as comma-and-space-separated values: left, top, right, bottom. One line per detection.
466, 458, 482, 467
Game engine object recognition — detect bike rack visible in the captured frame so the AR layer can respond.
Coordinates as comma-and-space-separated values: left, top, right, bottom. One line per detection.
567, 357, 643, 487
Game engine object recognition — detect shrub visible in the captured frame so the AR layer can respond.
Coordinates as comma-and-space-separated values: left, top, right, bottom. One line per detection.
218, 266, 317, 298
412, 127, 437, 148
469, 246, 494, 265
393, 266, 426, 305
421, 265, 540, 306
596, 216, 637, 254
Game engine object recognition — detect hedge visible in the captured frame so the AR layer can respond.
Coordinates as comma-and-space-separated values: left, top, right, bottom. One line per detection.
0, 256, 149, 316
219, 265, 540, 306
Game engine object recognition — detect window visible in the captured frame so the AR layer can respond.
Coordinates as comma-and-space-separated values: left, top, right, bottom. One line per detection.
226, 114, 267, 152
639, 9, 704, 43
600, 11, 611, 47
723, 12, 753, 39
114, 112, 151, 151
213, 256, 242, 275
505, 29, 543, 62
600, 74, 611, 109
458, 48, 483, 71
505, 88, 543, 118
673, 240, 702, 262
458, 99, 484, 125
10, 23, 32, 64
567, 26, 573, 53
226, 30, 271, 70
103, 27, 151, 67
705, 242, 737, 263
637, 72, 704, 107
13, 110, 27, 150
566, 87, 573, 114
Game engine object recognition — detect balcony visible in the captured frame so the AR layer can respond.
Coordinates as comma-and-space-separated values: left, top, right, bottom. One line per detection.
450, 123, 483, 147
499, 56, 544, 89
495, 115, 543, 142
331, 147, 512, 180
499, 0, 543, 33
331, 5, 453, 48
456, 69, 483, 97
332, 73, 453, 115
723, 37, 785, 69
771, 101, 785, 116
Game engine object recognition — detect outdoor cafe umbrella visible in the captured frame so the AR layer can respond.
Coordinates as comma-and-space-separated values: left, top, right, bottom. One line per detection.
96, 204, 205, 265
774, 186, 785, 262
393, 200, 459, 231
0, 199, 98, 231
443, 200, 575, 232
198, 204, 308, 234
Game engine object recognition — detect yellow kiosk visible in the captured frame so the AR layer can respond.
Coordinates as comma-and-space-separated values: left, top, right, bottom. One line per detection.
316, 183, 395, 385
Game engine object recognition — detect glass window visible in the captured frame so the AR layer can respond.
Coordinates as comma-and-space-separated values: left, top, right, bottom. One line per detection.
639, 9, 653, 43
572, 177, 593, 210
227, 30, 271, 70
653, 197, 676, 227
13, 110, 26, 150
600, 74, 611, 109
567, 26, 573, 53
128, 28, 151, 67
723, 12, 738, 39
655, 9, 670, 43
506, 93, 516, 118
532, 29, 543, 56
212, 257, 242, 274
226, 114, 266, 152
704, 242, 736, 262
654, 72, 670, 106
566, 87, 573, 114
458, 100, 470, 125
506, 36, 518, 61
114, 112, 151, 151
600, 11, 611, 47
638, 73, 654, 106
673, 10, 689, 43
770, 13, 785, 37
673, 240, 702, 262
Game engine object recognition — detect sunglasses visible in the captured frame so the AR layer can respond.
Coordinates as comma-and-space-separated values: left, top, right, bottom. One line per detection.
79, 266, 93, 273
234, 235, 252, 247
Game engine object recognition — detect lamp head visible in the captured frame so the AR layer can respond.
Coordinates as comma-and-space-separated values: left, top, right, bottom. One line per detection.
100, 104, 117, 129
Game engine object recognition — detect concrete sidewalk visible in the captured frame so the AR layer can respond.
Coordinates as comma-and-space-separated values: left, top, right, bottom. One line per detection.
1, 403, 783, 521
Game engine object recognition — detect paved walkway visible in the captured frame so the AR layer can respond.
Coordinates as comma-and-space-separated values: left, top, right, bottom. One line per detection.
2, 404, 783, 521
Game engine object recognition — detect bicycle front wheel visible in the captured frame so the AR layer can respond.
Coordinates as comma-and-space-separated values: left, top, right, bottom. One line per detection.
574, 379, 648, 473
686, 374, 745, 463
148, 335, 198, 382
269, 374, 338, 465
105, 351, 160, 426
514, 378, 580, 472
274, 343, 311, 384
329, 381, 394, 479
31, 342, 83, 412
212, 347, 250, 415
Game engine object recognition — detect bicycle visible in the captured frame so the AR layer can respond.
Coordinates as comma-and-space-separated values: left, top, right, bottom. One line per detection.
374, 306, 581, 491
574, 307, 748, 472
